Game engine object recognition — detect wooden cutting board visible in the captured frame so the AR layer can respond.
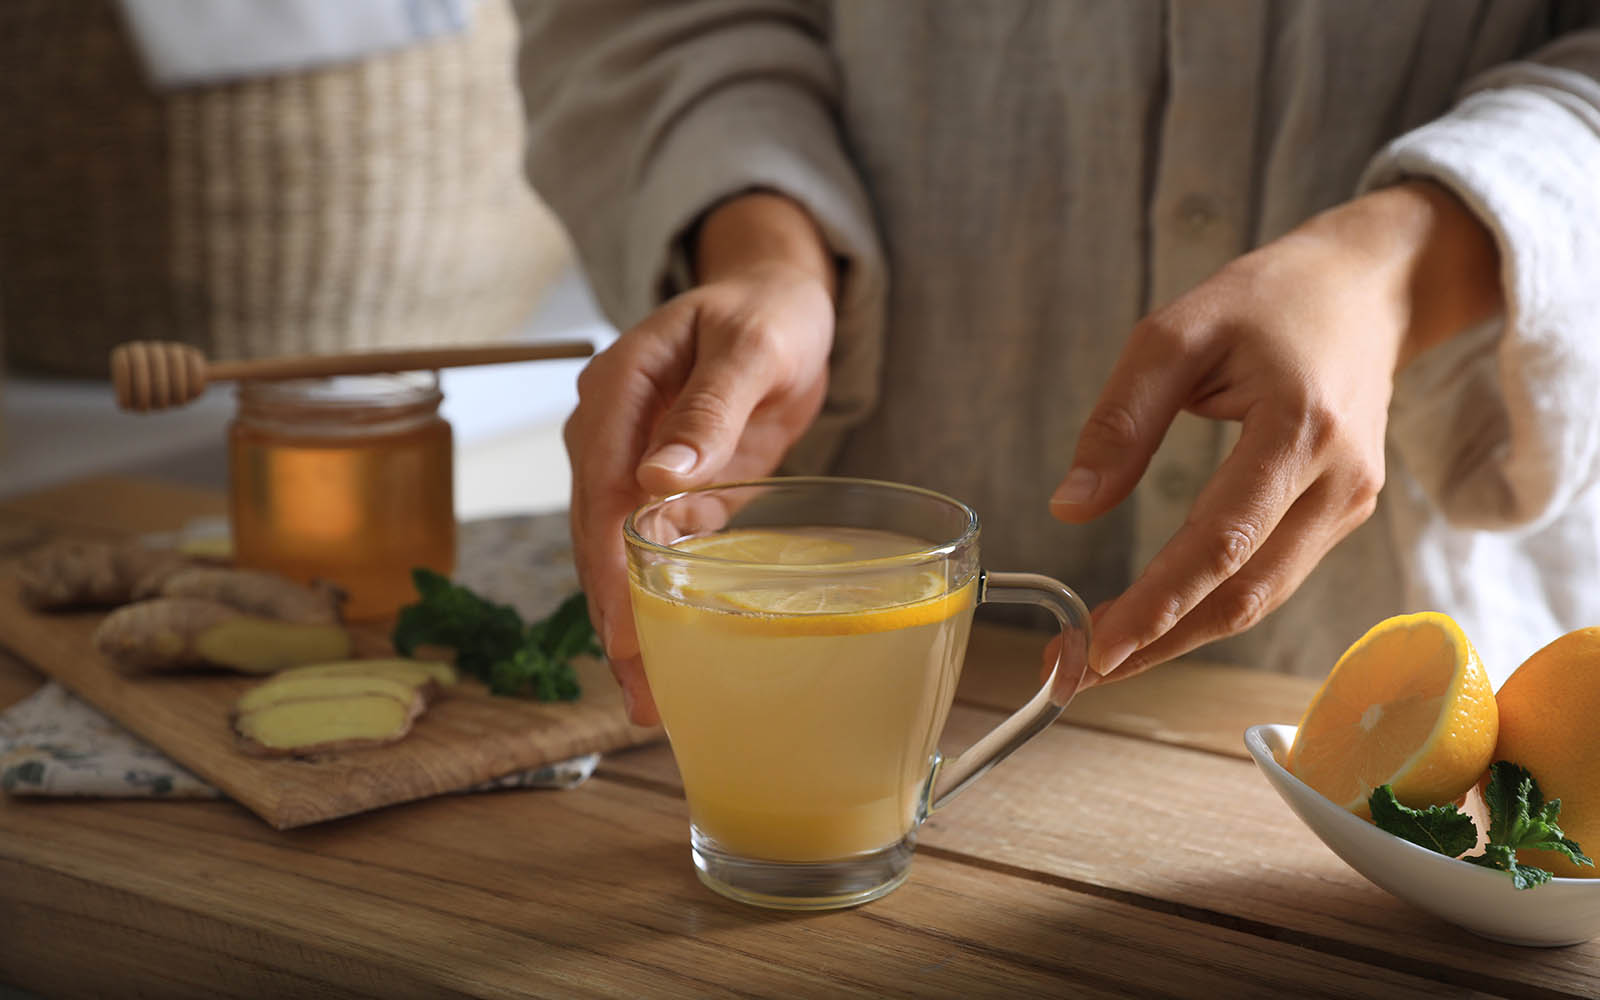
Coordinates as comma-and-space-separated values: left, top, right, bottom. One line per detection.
0, 562, 661, 830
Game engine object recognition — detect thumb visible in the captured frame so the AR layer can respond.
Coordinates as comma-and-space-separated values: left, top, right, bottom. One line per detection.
637, 346, 774, 495
1050, 330, 1195, 523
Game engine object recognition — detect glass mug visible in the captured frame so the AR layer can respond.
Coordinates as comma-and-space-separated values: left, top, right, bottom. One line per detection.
625, 477, 1092, 909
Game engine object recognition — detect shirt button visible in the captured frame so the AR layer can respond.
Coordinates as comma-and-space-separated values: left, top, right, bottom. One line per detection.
1176, 194, 1218, 234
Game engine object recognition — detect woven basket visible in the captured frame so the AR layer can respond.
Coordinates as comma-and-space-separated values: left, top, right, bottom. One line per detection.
0, 0, 569, 377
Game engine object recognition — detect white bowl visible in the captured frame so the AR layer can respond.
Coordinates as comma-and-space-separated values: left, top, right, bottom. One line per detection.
1244, 723, 1600, 947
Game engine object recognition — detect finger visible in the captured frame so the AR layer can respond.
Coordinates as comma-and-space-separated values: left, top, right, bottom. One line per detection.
1050, 321, 1212, 522
567, 445, 644, 675
1088, 405, 1319, 675
608, 654, 661, 727
566, 327, 694, 675
637, 320, 785, 495
1091, 473, 1364, 684
1037, 599, 1113, 689
1038, 633, 1063, 686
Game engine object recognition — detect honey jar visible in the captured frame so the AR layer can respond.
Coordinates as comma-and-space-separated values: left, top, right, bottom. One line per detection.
228, 372, 455, 621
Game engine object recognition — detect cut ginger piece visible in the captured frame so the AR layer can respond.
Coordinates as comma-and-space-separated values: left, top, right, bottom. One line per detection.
234, 691, 424, 758
191, 617, 352, 672
273, 658, 458, 691
231, 659, 453, 756
234, 672, 424, 716
94, 598, 351, 674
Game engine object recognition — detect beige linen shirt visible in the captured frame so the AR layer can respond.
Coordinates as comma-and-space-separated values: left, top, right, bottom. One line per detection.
518, 1, 1600, 687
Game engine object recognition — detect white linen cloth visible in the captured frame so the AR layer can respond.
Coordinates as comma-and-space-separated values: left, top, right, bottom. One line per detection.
517, 0, 1600, 688
117, 0, 475, 88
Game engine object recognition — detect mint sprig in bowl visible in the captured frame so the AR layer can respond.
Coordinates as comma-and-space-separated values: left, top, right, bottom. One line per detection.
1246, 724, 1600, 947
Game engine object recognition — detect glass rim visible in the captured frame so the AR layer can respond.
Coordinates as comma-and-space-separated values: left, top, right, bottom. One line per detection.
623, 476, 981, 572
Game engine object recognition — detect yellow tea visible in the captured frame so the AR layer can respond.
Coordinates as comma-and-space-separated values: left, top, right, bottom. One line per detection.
630, 527, 976, 862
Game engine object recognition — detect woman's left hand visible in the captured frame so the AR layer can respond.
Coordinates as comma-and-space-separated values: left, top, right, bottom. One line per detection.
1050, 181, 1502, 683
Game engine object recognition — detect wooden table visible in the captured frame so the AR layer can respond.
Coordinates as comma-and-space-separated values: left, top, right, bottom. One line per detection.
2, 478, 1596, 998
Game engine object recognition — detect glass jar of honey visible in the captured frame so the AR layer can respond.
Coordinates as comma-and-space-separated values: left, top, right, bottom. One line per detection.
228, 372, 455, 621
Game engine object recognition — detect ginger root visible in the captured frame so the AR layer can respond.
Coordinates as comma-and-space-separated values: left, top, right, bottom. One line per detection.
135, 566, 344, 625
18, 540, 190, 610
231, 660, 447, 756
93, 598, 352, 674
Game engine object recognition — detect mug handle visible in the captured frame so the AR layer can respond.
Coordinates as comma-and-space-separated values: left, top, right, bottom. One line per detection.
927, 570, 1092, 810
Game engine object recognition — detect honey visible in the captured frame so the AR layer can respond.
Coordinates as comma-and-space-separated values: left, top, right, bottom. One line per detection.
228, 373, 454, 621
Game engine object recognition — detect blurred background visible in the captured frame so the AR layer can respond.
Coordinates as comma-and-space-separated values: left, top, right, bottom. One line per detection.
0, 0, 614, 516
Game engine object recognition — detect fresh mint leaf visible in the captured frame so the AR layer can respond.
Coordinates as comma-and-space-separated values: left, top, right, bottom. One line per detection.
512, 645, 582, 702
1367, 763, 1591, 890
1465, 846, 1553, 890
1482, 760, 1533, 846
1479, 761, 1593, 874
393, 572, 591, 702
1368, 786, 1478, 858
393, 568, 524, 682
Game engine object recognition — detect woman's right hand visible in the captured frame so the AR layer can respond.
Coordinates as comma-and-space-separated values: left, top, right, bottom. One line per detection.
565, 194, 837, 725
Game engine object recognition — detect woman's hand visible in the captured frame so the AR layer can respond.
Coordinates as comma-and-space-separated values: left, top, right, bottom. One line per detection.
565, 193, 836, 724
1051, 181, 1503, 683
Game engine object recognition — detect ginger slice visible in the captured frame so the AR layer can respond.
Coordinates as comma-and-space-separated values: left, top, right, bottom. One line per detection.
94, 598, 351, 674
234, 673, 424, 716
273, 658, 458, 691
234, 691, 424, 757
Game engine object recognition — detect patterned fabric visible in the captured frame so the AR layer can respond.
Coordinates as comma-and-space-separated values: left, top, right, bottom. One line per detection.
0, 682, 219, 798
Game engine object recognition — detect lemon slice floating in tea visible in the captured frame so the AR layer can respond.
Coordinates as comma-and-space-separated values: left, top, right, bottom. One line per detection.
676, 529, 856, 565
669, 528, 971, 634
719, 570, 948, 615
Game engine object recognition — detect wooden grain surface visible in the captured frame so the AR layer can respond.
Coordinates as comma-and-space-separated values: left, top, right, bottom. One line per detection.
1, 478, 1590, 998
961, 622, 1315, 759
603, 708, 1600, 999
1, 767, 1496, 1000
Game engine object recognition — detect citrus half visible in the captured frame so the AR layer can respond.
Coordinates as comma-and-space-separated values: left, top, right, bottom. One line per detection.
1287, 612, 1497, 818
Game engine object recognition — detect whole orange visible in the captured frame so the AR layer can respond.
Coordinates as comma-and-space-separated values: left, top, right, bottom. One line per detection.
1493, 626, 1600, 878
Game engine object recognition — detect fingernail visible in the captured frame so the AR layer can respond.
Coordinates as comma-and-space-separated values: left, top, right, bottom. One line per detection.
1051, 467, 1099, 506
641, 442, 698, 477
620, 684, 638, 720
1093, 638, 1137, 676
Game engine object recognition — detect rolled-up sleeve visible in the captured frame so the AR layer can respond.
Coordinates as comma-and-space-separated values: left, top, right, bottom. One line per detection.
515, 0, 888, 467
1363, 30, 1600, 532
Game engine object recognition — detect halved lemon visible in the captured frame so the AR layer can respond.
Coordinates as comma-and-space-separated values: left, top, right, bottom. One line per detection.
1287, 612, 1497, 818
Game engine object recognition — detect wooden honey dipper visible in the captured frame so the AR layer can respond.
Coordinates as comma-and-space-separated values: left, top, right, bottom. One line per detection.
110, 339, 596, 412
